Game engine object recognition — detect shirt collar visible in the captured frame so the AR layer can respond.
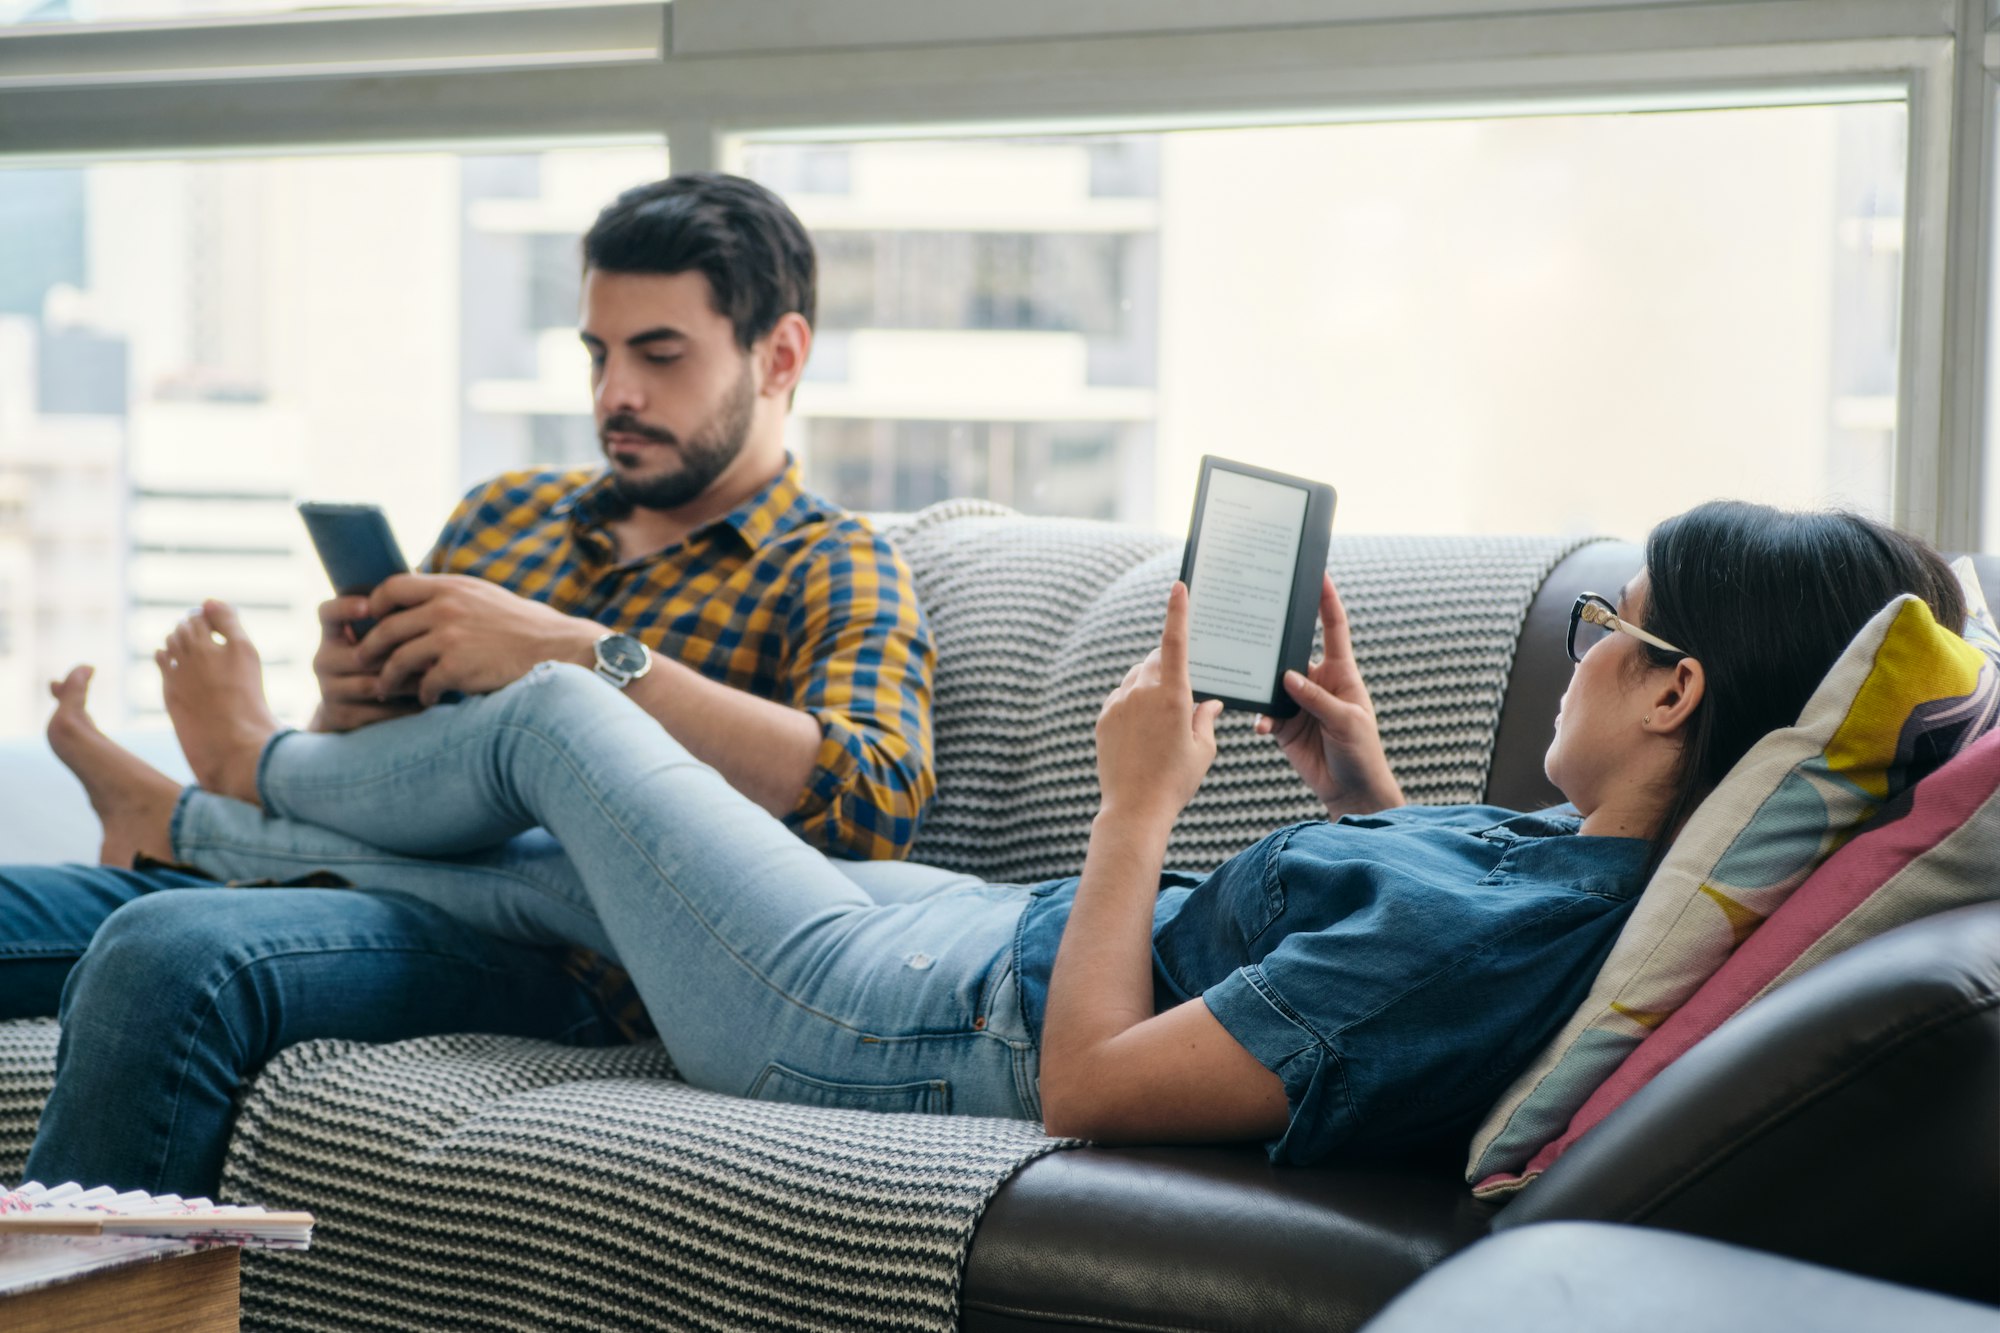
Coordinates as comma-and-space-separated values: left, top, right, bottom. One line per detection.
718, 456, 817, 552
554, 455, 820, 556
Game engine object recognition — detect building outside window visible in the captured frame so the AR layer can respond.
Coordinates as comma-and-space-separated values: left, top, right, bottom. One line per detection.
0, 89, 1910, 738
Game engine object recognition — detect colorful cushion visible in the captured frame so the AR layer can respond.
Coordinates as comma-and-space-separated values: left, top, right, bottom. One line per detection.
1478, 724, 2000, 1194
1466, 577, 2000, 1194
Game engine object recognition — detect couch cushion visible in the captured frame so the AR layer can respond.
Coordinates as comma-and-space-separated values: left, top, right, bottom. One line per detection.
220, 1033, 1070, 1333
882, 503, 1591, 882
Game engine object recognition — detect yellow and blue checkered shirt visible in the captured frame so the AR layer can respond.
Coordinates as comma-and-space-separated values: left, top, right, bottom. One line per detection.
421, 459, 936, 862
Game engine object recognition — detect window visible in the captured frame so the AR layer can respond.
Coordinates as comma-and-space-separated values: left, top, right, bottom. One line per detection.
0, 143, 666, 734
3, 1, 1995, 743
749, 107, 1905, 539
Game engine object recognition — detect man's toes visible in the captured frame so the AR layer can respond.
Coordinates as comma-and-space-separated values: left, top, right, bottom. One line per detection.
50, 664, 93, 706
202, 599, 248, 646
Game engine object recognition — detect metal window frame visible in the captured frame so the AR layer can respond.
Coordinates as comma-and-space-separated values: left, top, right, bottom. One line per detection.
1, 0, 1994, 548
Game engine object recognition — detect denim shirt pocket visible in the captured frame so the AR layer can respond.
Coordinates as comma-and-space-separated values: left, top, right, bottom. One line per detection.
1474, 828, 1527, 887
1239, 827, 1295, 943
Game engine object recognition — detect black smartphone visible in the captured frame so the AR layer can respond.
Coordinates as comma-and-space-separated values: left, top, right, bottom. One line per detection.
1177, 456, 1338, 718
298, 501, 411, 639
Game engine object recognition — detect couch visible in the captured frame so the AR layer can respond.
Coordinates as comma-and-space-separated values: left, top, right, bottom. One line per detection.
0, 503, 1995, 1332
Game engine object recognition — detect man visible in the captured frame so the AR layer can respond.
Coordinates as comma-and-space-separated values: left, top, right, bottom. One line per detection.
1, 172, 937, 1194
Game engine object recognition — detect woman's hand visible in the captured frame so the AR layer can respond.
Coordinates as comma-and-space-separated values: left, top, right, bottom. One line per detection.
1254, 573, 1405, 817
1095, 582, 1225, 833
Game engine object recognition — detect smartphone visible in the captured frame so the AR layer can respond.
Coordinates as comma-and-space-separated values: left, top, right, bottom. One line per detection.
1178, 456, 1338, 718
298, 501, 410, 639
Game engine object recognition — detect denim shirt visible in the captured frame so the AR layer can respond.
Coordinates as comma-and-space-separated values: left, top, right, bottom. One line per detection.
1013, 805, 1651, 1165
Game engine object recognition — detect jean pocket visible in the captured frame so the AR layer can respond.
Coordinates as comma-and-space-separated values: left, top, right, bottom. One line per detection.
746, 1062, 952, 1115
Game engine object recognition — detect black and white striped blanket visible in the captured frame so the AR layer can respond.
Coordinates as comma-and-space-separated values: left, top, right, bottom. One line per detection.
0, 510, 1586, 1330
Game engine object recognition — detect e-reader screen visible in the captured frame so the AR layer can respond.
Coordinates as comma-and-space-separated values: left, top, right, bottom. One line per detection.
1179, 458, 1336, 716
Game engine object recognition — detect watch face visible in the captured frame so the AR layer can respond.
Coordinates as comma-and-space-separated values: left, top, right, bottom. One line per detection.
598, 634, 648, 674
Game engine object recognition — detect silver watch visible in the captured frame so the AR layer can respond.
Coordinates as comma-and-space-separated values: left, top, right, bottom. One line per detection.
591, 632, 652, 689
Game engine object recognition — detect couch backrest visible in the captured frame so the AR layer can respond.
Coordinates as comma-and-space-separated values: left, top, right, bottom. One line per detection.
881, 502, 1591, 882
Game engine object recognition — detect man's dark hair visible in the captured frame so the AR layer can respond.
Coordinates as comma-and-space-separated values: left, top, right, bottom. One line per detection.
1636, 500, 1965, 868
582, 172, 816, 349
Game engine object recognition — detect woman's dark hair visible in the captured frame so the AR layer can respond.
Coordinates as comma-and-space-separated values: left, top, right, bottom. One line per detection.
582, 172, 816, 349
1637, 501, 1965, 868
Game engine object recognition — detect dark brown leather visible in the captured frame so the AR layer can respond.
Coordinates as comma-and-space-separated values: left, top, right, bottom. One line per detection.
1367, 1223, 2000, 1333
959, 1146, 1493, 1333
1494, 902, 2000, 1305
1484, 540, 1642, 811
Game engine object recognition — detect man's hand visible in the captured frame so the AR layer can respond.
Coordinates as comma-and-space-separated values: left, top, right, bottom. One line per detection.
1252, 573, 1404, 817
358, 574, 601, 706
1094, 582, 1225, 834
310, 596, 421, 733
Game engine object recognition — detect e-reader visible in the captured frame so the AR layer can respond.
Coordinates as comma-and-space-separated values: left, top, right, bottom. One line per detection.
1177, 456, 1337, 717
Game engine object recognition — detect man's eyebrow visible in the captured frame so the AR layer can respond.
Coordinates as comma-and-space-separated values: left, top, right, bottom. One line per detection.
577, 327, 689, 349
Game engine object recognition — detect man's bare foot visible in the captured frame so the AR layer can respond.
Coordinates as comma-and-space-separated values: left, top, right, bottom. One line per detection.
45, 666, 182, 867
158, 599, 282, 806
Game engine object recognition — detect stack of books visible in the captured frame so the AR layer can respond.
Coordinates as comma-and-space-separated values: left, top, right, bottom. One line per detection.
0, 1182, 313, 1246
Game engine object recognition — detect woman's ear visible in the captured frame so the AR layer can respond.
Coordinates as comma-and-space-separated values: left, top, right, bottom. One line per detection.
1643, 657, 1706, 735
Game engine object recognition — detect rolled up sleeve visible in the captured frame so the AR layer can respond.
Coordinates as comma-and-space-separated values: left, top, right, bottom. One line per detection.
781, 531, 937, 861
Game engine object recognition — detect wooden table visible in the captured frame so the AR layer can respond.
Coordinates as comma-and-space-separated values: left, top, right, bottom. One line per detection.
1, 1243, 237, 1332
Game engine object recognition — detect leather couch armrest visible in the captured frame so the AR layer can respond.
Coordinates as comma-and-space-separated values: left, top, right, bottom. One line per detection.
1363, 1223, 2000, 1333
961, 1146, 1492, 1333
1492, 902, 2000, 1304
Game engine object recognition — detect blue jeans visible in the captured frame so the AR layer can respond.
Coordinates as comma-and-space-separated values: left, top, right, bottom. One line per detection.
20, 884, 627, 1196
25, 665, 1038, 1193
224, 664, 1041, 1118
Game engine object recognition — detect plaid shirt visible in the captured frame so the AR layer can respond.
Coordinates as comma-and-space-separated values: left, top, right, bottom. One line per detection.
422, 460, 936, 861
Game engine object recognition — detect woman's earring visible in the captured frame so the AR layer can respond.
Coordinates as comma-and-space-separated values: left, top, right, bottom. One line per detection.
1642, 714, 1653, 726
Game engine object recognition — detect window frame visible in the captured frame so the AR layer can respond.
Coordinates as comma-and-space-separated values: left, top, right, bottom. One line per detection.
1, 0, 1993, 548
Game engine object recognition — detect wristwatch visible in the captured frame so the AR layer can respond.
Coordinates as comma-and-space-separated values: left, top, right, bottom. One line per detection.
591, 632, 653, 689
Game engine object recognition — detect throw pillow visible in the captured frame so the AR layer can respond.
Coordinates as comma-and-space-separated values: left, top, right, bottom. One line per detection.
1476, 724, 2000, 1195
1465, 585, 2000, 1192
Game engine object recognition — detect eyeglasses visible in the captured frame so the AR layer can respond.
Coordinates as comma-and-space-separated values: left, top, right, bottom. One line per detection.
1567, 593, 1688, 665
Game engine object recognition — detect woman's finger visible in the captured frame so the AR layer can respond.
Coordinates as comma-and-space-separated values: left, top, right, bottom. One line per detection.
1193, 697, 1225, 745
1284, 668, 1351, 729
1158, 582, 1191, 692
1317, 576, 1362, 673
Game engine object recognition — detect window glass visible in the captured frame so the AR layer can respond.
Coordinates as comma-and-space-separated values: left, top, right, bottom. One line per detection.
744, 106, 1905, 541
0, 144, 666, 737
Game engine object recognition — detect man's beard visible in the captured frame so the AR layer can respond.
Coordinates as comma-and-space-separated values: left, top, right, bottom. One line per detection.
602, 359, 757, 511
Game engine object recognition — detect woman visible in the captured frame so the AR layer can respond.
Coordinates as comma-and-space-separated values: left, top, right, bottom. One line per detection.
34, 500, 1968, 1171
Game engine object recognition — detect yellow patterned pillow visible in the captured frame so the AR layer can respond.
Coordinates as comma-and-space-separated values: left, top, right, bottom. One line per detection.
1467, 591, 2000, 1193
